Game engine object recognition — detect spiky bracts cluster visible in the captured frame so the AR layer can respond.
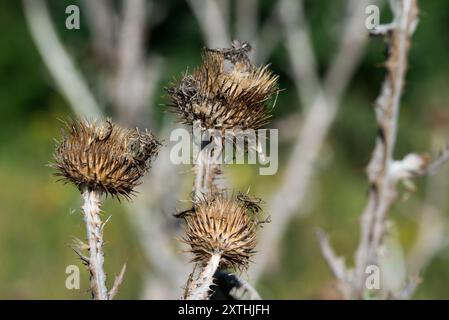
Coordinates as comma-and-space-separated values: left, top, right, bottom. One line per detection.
166, 41, 279, 132
53, 119, 161, 199
182, 192, 265, 270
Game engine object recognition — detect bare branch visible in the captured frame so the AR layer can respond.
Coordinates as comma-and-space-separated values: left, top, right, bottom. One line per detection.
393, 277, 421, 299
115, 0, 151, 126
81, 0, 118, 63
235, 0, 258, 44
128, 199, 188, 298
316, 230, 348, 283
252, 0, 372, 281
129, 130, 191, 299
370, 22, 396, 36
408, 205, 448, 271
424, 143, 449, 175
353, 1, 419, 297
252, 1, 283, 64
403, 133, 449, 298
279, 0, 320, 107
318, 0, 423, 299
22, 0, 102, 118
187, 0, 230, 47
108, 263, 127, 300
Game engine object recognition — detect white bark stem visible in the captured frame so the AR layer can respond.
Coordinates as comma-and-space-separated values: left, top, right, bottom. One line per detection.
82, 189, 108, 300
317, 0, 420, 300
185, 254, 221, 300
353, 0, 419, 296
193, 135, 224, 198
187, 0, 230, 47
22, 0, 102, 118
194, 148, 218, 198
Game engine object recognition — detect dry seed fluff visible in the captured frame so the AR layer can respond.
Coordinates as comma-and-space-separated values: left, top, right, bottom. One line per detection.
53, 119, 161, 199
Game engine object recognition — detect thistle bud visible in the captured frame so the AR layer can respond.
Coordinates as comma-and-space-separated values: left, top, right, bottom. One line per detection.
53, 119, 161, 199
182, 193, 265, 270
167, 41, 279, 132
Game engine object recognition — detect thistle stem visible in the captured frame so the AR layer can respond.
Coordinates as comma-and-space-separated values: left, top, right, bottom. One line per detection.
82, 189, 108, 300
185, 253, 221, 300
193, 135, 224, 198
194, 147, 216, 197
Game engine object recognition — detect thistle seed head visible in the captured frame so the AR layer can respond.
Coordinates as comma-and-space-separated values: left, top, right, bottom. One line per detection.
166, 41, 279, 132
53, 119, 161, 199
182, 192, 266, 271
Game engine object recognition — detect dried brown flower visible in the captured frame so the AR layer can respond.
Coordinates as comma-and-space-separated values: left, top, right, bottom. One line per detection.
53, 119, 161, 199
182, 192, 265, 270
166, 41, 279, 132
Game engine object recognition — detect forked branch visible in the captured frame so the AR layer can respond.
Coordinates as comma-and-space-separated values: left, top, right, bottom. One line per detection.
317, 0, 448, 299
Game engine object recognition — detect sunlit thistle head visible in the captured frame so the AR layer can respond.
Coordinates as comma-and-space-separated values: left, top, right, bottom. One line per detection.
166, 41, 279, 133
53, 119, 161, 199
181, 192, 266, 271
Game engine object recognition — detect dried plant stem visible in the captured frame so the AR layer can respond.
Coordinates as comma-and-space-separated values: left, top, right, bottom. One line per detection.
318, 0, 422, 299
82, 189, 108, 300
353, 0, 419, 296
185, 253, 221, 300
193, 149, 220, 197
193, 135, 224, 198
22, 0, 101, 119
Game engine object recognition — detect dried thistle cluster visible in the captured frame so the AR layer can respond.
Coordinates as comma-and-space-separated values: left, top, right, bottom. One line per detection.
166, 41, 279, 131
51, 42, 275, 300
182, 193, 265, 271
169, 43, 277, 299
53, 119, 161, 199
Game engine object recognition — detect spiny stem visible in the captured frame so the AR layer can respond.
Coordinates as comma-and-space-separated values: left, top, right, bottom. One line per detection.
185, 253, 221, 300
82, 189, 108, 300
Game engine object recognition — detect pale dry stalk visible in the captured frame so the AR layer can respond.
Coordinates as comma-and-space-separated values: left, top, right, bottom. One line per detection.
81, 189, 108, 300
193, 135, 224, 198
185, 254, 221, 300
318, 0, 429, 299
353, 0, 419, 296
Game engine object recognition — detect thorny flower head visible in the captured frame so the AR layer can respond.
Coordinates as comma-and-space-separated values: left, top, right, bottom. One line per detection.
180, 192, 267, 271
166, 41, 279, 132
53, 119, 161, 199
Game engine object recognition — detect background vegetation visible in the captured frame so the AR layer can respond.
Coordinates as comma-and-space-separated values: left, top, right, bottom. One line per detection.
0, 0, 448, 299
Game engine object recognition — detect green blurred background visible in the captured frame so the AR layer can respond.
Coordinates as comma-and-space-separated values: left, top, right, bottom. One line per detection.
0, 0, 448, 299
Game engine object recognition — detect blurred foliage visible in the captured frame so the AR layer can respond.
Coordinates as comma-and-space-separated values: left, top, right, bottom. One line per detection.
0, 0, 449, 299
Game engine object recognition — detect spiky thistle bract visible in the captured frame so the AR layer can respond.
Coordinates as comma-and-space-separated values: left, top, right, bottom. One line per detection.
166, 41, 279, 132
181, 192, 266, 271
53, 119, 161, 199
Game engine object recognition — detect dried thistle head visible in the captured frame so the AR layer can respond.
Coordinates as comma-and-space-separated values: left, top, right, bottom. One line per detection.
53, 119, 161, 199
166, 41, 279, 132
181, 192, 266, 270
